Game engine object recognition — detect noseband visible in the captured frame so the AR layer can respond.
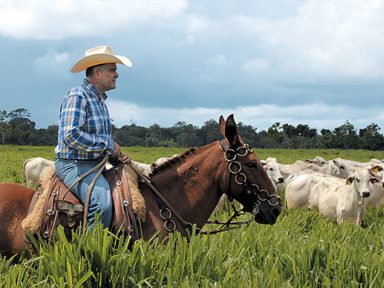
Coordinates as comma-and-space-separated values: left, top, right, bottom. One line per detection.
220, 140, 280, 215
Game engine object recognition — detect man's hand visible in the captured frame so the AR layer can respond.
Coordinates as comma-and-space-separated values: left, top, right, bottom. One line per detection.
118, 152, 131, 164
111, 143, 131, 164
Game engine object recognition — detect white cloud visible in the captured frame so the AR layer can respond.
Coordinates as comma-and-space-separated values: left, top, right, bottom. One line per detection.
207, 54, 232, 66
235, 0, 384, 80
33, 49, 71, 78
242, 58, 270, 73
0, 0, 187, 39
184, 14, 210, 43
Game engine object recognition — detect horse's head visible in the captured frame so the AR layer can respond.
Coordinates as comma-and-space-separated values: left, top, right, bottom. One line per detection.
218, 115, 281, 224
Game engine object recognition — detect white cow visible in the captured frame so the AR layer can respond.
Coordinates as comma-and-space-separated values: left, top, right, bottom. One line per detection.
23, 157, 54, 188
309, 168, 379, 225
285, 172, 335, 209
286, 165, 383, 210
275, 160, 309, 180
305, 160, 350, 179
307, 156, 328, 166
332, 157, 384, 172
260, 158, 284, 190
363, 164, 384, 207
273, 156, 329, 180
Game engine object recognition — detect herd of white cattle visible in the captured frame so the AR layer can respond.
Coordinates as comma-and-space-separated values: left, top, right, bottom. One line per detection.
23, 155, 384, 226
263, 156, 384, 226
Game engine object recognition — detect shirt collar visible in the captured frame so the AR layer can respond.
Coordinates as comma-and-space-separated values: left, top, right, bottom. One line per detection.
82, 79, 108, 101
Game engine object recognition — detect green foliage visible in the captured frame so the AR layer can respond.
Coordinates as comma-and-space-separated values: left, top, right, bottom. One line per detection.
1, 146, 384, 287
2, 108, 384, 150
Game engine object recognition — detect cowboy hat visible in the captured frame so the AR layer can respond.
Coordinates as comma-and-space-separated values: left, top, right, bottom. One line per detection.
71, 45, 132, 73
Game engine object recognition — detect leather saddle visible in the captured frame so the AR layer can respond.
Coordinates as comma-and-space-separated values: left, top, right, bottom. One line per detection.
27, 164, 139, 242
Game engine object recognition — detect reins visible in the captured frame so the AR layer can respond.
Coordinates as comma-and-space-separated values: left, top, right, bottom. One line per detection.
127, 162, 196, 238
59, 153, 110, 233
201, 203, 254, 235
82, 154, 109, 233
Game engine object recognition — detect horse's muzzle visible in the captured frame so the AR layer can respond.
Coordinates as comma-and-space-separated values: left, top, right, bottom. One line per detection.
254, 202, 281, 225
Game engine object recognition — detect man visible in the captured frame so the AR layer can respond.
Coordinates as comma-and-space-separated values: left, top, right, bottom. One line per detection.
55, 45, 132, 230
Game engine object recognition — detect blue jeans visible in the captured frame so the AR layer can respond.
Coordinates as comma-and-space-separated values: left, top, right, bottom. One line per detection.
55, 159, 112, 230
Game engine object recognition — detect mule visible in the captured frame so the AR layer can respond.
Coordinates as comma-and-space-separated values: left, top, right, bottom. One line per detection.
0, 115, 281, 257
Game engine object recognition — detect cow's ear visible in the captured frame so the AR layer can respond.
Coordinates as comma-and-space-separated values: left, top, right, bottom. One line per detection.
346, 176, 354, 185
370, 177, 380, 185
369, 165, 383, 174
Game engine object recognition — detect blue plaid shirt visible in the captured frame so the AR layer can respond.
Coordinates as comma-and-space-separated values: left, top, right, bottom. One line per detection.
55, 79, 115, 160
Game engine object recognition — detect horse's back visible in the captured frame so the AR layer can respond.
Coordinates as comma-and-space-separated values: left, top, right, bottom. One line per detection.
0, 183, 34, 257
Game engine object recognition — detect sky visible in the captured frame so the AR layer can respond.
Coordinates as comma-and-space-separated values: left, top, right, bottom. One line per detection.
1, 0, 384, 133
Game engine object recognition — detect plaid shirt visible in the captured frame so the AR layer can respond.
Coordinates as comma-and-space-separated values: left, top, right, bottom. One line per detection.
55, 79, 115, 160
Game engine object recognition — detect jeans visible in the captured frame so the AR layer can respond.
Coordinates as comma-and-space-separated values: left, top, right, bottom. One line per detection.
55, 158, 112, 230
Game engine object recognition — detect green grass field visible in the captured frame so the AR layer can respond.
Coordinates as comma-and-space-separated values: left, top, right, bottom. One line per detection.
1, 145, 384, 287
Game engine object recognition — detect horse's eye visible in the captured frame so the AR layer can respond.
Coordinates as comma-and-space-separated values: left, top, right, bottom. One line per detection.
245, 162, 258, 168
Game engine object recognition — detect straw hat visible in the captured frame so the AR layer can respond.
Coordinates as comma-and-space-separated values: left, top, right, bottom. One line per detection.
71, 45, 132, 73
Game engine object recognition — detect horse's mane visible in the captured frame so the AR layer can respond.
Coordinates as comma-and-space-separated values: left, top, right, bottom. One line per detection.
150, 148, 197, 177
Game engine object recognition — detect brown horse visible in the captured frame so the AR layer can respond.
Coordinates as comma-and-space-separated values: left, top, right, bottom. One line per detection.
0, 115, 281, 257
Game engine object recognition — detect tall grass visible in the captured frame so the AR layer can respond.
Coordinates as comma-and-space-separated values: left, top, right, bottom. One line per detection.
1, 145, 384, 287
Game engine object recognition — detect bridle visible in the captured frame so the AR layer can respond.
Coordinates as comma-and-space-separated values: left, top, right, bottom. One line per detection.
220, 139, 280, 214
200, 140, 281, 235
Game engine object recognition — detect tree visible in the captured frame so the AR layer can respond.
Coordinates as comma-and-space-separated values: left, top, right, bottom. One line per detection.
267, 122, 283, 147
199, 120, 221, 145
6, 108, 35, 145
333, 121, 359, 149
282, 124, 297, 138
0, 110, 9, 144
359, 123, 384, 150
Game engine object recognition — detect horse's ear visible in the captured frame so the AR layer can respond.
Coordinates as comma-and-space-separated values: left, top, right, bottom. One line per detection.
219, 115, 226, 137
225, 114, 242, 146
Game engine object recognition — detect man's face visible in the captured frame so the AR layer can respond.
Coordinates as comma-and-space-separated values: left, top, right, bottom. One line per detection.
94, 63, 118, 92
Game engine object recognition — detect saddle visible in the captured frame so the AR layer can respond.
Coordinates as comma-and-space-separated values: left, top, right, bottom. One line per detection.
23, 164, 141, 242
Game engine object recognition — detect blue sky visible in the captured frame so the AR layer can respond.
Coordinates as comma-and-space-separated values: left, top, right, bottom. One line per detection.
1, 0, 384, 132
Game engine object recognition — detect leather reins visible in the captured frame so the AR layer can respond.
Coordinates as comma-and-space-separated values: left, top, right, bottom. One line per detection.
127, 163, 196, 238
60, 154, 110, 233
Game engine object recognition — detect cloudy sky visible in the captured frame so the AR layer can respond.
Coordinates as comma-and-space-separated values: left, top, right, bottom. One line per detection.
1, 0, 384, 132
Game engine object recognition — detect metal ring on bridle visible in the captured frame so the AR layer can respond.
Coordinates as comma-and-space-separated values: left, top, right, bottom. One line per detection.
235, 173, 247, 185
159, 208, 172, 220
164, 219, 177, 232
250, 184, 260, 194
236, 146, 249, 157
268, 195, 280, 206
257, 189, 269, 201
229, 161, 242, 174
224, 149, 237, 161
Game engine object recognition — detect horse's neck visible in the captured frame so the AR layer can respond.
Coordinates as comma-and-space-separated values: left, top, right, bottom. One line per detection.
150, 143, 224, 225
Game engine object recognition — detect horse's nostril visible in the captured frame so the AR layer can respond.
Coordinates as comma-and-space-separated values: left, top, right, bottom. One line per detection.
272, 206, 281, 217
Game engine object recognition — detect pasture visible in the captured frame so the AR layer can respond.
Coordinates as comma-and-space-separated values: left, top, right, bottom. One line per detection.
1, 145, 384, 287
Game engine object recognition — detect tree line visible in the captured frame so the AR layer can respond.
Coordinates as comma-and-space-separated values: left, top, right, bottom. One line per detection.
1, 108, 384, 150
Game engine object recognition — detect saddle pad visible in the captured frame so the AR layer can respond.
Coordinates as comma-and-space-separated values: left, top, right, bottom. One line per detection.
25, 164, 139, 241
